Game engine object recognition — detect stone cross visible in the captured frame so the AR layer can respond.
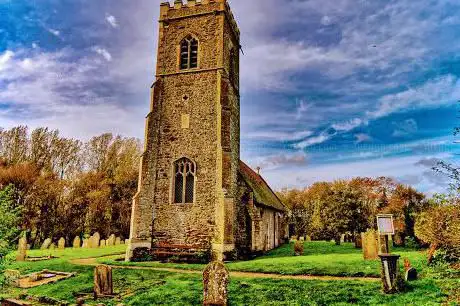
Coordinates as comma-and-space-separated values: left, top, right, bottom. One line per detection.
40, 238, 52, 250
73, 236, 81, 248
58, 237, 66, 249
16, 237, 27, 262
94, 265, 113, 298
203, 261, 229, 306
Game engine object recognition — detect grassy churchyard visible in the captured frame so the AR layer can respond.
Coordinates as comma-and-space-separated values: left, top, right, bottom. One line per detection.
2, 241, 458, 305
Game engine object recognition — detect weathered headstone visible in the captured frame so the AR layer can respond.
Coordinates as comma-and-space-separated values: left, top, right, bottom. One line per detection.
115, 237, 121, 245
355, 233, 362, 248
124, 239, 130, 245
378, 254, 403, 293
362, 230, 379, 260
100, 239, 106, 247
73, 236, 81, 248
58, 237, 65, 249
16, 237, 27, 262
340, 234, 345, 244
299, 236, 304, 241
94, 265, 113, 298
49, 243, 56, 250
306, 235, 311, 242
92, 232, 101, 248
203, 261, 229, 306
107, 234, 116, 246
82, 239, 89, 248
40, 238, 52, 250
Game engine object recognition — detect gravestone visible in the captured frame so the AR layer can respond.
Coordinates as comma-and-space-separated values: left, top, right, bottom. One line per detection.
362, 230, 379, 260
306, 235, 312, 242
340, 234, 345, 244
405, 267, 417, 281
92, 232, 101, 248
203, 261, 229, 306
115, 237, 121, 245
58, 237, 65, 249
82, 239, 89, 248
124, 239, 130, 245
100, 240, 106, 247
107, 234, 116, 246
73, 236, 81, 248
378, 254, 403, 293
40, 238, 52, 250
355, 234, 362, 248
94, 265, 113, 298
16, 237, 27, 262
49, 243, 56, 250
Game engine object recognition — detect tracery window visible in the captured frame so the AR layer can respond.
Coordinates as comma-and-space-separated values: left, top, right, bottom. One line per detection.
173, 158, 196, 204
180, 36, 198, 70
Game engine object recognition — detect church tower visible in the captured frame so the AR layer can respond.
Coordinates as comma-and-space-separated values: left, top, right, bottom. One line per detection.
126, 0, 241, 261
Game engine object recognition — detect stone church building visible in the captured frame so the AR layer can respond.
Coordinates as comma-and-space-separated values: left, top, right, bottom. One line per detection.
126, 0, 288, 262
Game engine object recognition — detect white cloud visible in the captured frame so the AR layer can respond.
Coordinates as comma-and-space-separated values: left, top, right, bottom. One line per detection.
332, 118, 363, 132
392, 118, 418, 137
93, 47, 112, 62
106, 14, 119, 28
294, 134, 330, 149
354, 133, 372, 143
47, 28, 60, 37
0, 50, 14, 71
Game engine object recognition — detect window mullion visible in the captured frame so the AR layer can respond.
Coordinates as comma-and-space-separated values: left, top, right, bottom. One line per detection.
182, 172, 186, 204
188, 42, 192, 69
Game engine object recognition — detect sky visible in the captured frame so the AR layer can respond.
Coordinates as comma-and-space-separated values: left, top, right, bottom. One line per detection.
1, 0, 460, 195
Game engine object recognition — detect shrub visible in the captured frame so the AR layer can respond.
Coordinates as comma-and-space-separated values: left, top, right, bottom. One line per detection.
415, 203, 460, 263
404, 236, 419, 249
294, 241, 304, 256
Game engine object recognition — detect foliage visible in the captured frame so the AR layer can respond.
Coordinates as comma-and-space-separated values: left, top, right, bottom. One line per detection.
293, 240, 303, 256
0, 185, 22, 286
278, 177, 426, 243
404, 236, 419, 249
0, 126, 142, 247
415, 196, 460, 263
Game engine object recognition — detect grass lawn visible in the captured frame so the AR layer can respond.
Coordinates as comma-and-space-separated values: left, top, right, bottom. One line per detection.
0, 242, 454, 305
99, 242, 427, 277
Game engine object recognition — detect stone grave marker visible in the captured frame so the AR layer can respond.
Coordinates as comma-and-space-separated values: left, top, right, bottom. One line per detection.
73, 236, 81, 248
82, 239, 89, 248
58, 237, 65, 249
107, 234, 115, 246
340, 234, 345, 244
115, 237, 121, 245
40, 238, 52, 250
16, 237, 27, 262
92, 232, 101, 248
203, 261, 229, 306
306, 235, 311, 242
100, 239, 106, 247
94, 265, 113, 298
362, 230, 379, 260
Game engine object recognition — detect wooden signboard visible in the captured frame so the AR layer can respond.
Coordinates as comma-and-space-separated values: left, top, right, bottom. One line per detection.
377, 214, 394, 235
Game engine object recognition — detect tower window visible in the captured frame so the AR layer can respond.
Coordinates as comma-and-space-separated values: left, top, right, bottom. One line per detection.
180, 36, 198, 70
173, 158, 196, 204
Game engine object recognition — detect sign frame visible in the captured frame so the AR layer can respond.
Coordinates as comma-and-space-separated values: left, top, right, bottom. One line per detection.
376, 214, 395, 235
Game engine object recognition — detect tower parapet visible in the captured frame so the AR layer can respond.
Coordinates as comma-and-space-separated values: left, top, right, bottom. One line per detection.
160, 0, 240, 39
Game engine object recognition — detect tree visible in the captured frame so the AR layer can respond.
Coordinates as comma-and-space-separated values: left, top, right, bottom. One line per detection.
0, 185, 22, 286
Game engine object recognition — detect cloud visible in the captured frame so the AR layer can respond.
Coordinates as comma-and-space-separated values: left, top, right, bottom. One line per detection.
106, 14, 119, 28
47, 28, 61, 37
354, 133, 372, 143
257, 153, 308, 170
93, 47, 112, 62
392, 118, 418, 137
332, 118, 363, 132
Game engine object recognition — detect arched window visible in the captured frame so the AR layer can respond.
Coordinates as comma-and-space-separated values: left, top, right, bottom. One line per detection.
173, 158, 196, 204
180, 36, 198, 70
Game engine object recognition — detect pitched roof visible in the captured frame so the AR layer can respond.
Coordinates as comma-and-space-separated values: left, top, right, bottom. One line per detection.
238, 160, 287, 212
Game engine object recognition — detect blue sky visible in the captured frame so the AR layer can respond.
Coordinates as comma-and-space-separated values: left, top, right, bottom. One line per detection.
1, 0, 459, 194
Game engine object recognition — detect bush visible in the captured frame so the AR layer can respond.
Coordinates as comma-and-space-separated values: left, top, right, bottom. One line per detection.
404, 236, 419, 249
294, 241, 304, 256
415, 203, 460, 263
